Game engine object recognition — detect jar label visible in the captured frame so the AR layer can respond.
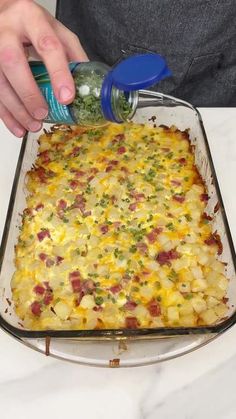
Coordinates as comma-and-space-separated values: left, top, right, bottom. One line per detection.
30, 62, 78, 124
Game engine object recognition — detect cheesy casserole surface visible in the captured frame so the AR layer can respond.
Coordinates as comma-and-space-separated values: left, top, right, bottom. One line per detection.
11, 123, 228, 330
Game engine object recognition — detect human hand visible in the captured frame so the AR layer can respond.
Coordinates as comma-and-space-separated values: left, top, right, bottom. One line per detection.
0, 0, 88, 137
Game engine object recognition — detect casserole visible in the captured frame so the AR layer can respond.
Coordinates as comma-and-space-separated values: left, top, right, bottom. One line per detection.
0, 91, 236, 341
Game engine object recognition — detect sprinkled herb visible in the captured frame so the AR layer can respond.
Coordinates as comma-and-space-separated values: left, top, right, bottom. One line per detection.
47, 212, 54, 222
168, 269, 178, 282
95, 296, 104, 305
166, 222, 175, 231
185, 293, 193, 300
166, 152, 174, 159
184, 214, 192, 221
129, 245, 137, 253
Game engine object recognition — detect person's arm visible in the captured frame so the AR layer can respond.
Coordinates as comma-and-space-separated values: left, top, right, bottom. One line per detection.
0, 0, 88, 137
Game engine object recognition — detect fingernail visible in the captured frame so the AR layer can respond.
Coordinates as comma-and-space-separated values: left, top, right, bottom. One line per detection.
33, 107, 48, 120
28, 121, 42, 132
13, 127, 26, 137
59, 86, 73, 102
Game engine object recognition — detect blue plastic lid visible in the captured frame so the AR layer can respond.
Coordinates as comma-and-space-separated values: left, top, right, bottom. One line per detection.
101, 53, 171, 123
111, 53, 171, 91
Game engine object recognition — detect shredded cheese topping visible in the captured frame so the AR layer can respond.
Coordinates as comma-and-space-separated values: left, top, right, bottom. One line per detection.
11, 123, 228, 330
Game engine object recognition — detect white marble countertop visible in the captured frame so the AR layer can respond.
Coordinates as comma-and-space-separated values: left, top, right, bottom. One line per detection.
0, 109, 236, 419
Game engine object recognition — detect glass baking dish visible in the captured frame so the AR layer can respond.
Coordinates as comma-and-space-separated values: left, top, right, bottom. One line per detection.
1, 90, 236, 343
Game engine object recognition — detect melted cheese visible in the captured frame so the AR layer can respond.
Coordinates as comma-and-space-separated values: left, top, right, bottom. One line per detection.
11, 123, 228, 330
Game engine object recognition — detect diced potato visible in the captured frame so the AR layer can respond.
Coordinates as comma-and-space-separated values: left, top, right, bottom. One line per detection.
180, 314, 196, 327
179, 301, 194, 316
167, 307, 179, 322
191, 296, 207, 313
177, 282, 191, 293
200, 309, 218, 325
140, 285, 154, 299
191, 278, 207, 292
54, 301, 72, 320
206, 296, 219, 308
211, 260, 225, 274
191, 266, 203, 280
166, 291, 184, 306
161, 278, 174, 289
80, 295, 95, 309
214, 303, 228, 318
217, 275, 228, 291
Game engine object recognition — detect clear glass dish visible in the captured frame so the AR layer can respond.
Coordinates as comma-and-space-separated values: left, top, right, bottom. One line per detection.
0, 91, 235, 366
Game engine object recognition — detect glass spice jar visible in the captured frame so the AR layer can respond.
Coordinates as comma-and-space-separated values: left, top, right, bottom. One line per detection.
30, 54, 171, 126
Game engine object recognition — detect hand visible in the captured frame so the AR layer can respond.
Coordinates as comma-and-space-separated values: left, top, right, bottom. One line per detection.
0, 0, 88, 137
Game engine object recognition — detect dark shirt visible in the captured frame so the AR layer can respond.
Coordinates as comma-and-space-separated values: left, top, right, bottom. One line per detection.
57, 0, 236, 106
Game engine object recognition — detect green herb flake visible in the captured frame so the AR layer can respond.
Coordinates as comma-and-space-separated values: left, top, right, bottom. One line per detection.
95, 296, 104, 305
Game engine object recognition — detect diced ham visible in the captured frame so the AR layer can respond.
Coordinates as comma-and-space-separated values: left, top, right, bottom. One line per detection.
70, 146, 81, 157
90, 167, 99, 174
39, 253, 47, 262
35, 203, 44, 211
39, 150, 50, 164
147, 299, 161, 316
129, 203, 137, 211
73, 170, 86, 178
56, 256, 64, 265
58, 199, 67, 210
173, 194, 185, 203
69, 180, 79, 190
171, 179, 181, 186
31, 301, 42, 316
46, 258, 55, 268
69, 271, 82, 280
72, 194, 86, 213
179, 157, 186, 165
202, 212, 213, 221
23, 208, 33, 217
130, 191, 145, 201
82, 279, 95, 293
43, 292, 53, 305
204, 233, 223, 255
43, 281, 51, 291
110, 284, 122, 294
110, 160, 119, 166
117, 146, 126, 154
125, 316, 138, 329
156, 249, 180, 266
112, 133, 125, 143
136, 242, 148, 255
146, 227, 163, 244
100, 224, 109, 234
124, 301, 137, 311
35, 167, 54, 183
71, 279, 82, 293
37, 229, 50, 242
33, 285, 45, 295
201, 193, 209, 202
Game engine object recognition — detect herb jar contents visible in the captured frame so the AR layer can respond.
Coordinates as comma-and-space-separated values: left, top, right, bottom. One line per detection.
30, 54, 171, 126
